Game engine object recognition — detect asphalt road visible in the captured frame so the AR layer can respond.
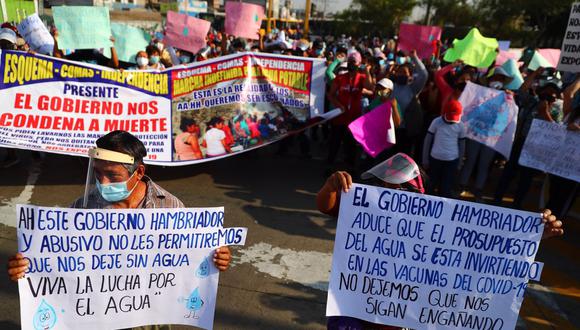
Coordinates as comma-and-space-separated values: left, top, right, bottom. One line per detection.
0, 140, 578, 330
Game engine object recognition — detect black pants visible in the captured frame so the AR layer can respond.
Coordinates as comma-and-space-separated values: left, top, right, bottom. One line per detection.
546, 174, 579, 217
429, 157, 459, 198
494, 139, 539, 208
327, 124, 357, 168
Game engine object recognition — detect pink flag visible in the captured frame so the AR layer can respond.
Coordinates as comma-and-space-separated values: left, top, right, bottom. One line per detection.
164, 11, 210, 54
349, 102, 395, 158
538, 49, 561, 68
398, 23, 442, 59
225, 1, 265, 40
495, 50, 519, 66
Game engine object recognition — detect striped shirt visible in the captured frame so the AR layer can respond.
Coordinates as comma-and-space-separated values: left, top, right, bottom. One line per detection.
70, 176, 184, 209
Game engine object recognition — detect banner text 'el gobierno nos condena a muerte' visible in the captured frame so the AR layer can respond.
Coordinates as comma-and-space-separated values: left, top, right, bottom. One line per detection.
0, 50, 326, 165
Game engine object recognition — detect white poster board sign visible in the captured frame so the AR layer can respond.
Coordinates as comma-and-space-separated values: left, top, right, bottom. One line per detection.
17, 205, 247, 330
17, 14, 54, 55
519, 119, 580, 182
558, 3, 580, 72
327, 184, 544, 330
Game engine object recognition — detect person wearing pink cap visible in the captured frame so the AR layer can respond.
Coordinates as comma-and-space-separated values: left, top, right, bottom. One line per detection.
422, 99, 466, 197
326, 51, 374, 171
317, 153, 563, 330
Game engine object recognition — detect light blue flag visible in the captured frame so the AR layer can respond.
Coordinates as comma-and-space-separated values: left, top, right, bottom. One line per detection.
105, 23, 151, 63
501, 59, 524, 91
53, 6, 112, 50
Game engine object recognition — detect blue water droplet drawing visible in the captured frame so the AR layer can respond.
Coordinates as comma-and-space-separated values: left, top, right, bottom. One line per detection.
33, 299, 57, 330
196, 257, 210, 278
183, 27, 189, 36
183, 288, 204, 319
428, 35, 434, 42
254, 14, 259, 22
465, 93, 510, 138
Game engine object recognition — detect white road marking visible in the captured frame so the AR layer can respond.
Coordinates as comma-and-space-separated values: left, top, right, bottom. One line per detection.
233, 242, 332, 291
0, 163, 42, 227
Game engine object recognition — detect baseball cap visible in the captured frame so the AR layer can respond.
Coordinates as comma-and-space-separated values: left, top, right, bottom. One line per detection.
361, 153, 424, 193
377, 78, 393, 90
347, 51, 362, 65
443, 99, 463, 123
373, 47, 386, 59
0, 28, 17, 44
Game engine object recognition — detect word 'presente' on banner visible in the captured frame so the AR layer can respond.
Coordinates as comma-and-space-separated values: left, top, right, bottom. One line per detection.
558, 2, 580, 72
17, 205, 247, 330
0, 50, 328, 166
327, 183, 544, 330
519, 119, 580, 183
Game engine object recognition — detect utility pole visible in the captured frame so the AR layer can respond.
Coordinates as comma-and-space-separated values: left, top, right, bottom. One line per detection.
267, 0, 274, 33
424, 0, 432, 25
305, 0, 311, 35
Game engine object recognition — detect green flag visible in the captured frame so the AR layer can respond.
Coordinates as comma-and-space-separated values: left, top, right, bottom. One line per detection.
443, 28, 498, 68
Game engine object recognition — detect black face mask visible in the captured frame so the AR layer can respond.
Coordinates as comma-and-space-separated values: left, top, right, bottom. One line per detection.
539, 94, 556, 103
455, 82, 467, 91
394, 75, 409, 85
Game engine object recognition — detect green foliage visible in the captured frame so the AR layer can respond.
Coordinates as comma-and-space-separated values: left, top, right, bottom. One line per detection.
336, 0, 573, 47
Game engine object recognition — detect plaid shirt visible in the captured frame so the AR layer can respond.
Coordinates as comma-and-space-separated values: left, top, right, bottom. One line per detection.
70, 176, 184, 209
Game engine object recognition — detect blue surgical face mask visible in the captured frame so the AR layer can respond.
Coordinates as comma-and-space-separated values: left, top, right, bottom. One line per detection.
149, 56, 160, 65
396, 57, 406, 65
95, 171, 138, 202
179, 55, 191, 64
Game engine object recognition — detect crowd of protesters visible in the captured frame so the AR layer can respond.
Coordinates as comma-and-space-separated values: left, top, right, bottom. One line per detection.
0, 18, 578, 218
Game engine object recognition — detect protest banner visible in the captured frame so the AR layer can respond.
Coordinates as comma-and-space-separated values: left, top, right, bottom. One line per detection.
53, 6, 112, 50
327, 183, 544, 329
398, 23, 442, 59
17, 14, 54, 55
349, 102, 395, 157
17, 204, 247, 330
164, 11, 210, 55
443, 28, 498, 68
107, 23, 151, 64
458, 82, 518, 159
178, 0, 208, 15
558, 3, 580, 72
519, 119, 580, 183
0, 50, 328, 165
225, 1, 265, 40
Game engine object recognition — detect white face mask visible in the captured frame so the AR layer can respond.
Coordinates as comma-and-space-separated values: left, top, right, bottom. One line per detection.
155, 42, 164, 51
136, 57, 148, 67
489, 81, 504, 90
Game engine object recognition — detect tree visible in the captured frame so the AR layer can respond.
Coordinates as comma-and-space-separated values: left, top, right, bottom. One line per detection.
334, 0, 418, 36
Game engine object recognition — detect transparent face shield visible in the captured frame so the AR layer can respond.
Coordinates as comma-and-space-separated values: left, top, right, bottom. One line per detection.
361, 153, 424, 193
83, 148, 135, 208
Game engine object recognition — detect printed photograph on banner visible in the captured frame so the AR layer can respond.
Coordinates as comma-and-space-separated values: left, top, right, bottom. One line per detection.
170, 52, 318, 162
